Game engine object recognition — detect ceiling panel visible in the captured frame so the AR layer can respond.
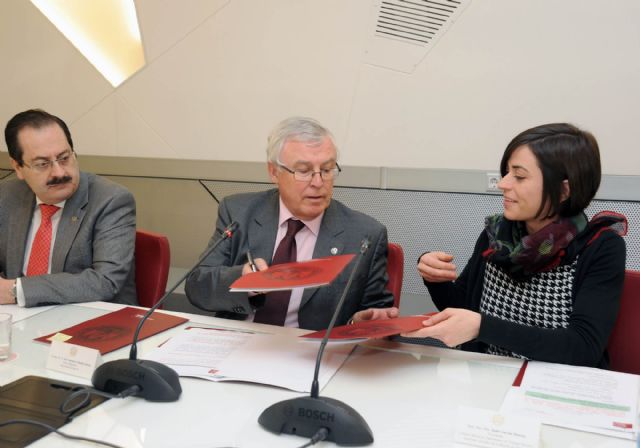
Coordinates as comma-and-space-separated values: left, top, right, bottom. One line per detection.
135, 0, 229, 62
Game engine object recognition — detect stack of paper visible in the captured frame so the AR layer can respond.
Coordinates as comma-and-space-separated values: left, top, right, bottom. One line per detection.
144, 327, 355, 393
501, 361, 639, 440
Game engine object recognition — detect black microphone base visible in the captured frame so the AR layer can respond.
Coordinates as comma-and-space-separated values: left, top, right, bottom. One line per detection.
92, 359, 182, 402
258, 395, 373, 446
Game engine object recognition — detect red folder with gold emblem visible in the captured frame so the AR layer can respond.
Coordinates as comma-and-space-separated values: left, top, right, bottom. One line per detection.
300, 314, 434, 342
229, 254, 355, 292
34, 307, 188, 354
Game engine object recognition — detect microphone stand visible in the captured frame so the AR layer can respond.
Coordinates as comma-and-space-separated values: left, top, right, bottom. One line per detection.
92, 222, 238, 402
258, 239, 374, 445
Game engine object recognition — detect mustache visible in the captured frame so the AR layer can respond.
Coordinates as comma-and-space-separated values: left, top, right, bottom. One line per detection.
46, 176, 72, 186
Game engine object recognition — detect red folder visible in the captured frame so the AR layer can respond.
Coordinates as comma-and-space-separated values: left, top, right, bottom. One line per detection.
34, 307, 188, 354
512, 360, 529, 386
229, 254, 355, 292
300, 314, 433, 342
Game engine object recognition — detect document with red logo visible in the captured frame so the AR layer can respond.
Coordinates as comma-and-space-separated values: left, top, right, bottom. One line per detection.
299, 314, 434, 342
34, 307, 188, 354
229, 254, 355, 292
501, 361, 639, 440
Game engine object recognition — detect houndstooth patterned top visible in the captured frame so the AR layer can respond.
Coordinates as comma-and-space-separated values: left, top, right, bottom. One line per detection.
479, 259, 578, 359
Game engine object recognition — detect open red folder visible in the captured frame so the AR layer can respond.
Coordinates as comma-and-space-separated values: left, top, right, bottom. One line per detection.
299, 313, 435, 342
229, 254, 355, 292
34, 307, 188, 354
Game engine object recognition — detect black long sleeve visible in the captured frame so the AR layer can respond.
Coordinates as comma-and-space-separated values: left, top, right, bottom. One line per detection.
425, 230, 626, 368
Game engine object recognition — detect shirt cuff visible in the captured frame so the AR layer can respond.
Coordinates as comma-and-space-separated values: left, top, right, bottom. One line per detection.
15, 278, 26, 307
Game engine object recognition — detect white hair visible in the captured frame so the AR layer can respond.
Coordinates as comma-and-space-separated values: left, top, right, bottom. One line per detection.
266, 116, 337, 163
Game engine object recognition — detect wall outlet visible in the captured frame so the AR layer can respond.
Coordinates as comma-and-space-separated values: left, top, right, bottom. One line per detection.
486, 172, 501, 192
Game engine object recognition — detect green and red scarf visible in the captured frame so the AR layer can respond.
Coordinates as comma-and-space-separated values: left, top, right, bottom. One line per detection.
482, 211, 627, 279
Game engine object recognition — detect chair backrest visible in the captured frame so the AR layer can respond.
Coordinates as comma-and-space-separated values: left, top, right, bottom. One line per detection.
608, 270, 640, 375
135, 229, 171, 308
386, 242, 404, 308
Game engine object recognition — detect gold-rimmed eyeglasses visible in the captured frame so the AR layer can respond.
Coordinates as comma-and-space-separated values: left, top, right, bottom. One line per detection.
22, 151, 76, 173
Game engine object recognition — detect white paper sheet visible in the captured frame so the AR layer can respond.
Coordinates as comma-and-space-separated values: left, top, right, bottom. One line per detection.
144, 326, 354, 392
501, 361, 639, 440
217, 332, 354, 392
146, 326, 251, 370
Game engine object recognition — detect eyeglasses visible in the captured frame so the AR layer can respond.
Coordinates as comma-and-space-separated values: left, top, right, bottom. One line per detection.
277, 162, 341, 182
22, 151, 76, 173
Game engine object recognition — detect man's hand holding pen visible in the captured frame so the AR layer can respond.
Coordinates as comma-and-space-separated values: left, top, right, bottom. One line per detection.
242, 251, 268, 275
242, 251, 270, 297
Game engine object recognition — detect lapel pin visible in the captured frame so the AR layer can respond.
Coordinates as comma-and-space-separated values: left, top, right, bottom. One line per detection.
71, 216, 78, 222
330, 247, 338, 255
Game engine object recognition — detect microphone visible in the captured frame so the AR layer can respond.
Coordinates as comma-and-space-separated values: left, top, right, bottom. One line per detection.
258, 238, 374, 445
92, 221, 239, 402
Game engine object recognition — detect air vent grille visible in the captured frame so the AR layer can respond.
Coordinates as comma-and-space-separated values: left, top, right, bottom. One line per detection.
375, 0, 462, 45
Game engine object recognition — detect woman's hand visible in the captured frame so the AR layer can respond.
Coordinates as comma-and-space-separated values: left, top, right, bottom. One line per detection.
417, 251, 457, 282
401, 308, 481, 347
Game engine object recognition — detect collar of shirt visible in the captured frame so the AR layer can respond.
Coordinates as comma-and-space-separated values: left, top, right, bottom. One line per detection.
277, 197, 323, 236
34, 197, 67, 210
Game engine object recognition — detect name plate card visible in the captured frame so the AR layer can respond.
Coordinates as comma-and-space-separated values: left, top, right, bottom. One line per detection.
453, 406, 540, 448
46, 340, 102, 380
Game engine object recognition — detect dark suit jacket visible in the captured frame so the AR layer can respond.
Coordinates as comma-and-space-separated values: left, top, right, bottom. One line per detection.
0, 171, 137, 306
185, 189, 393, 330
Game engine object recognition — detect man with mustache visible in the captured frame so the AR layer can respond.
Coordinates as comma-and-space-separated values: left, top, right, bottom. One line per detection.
0, 109, 137, 307
186, 117, 397, 330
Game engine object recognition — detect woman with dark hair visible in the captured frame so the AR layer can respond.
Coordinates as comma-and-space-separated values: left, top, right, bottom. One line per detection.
408, 123, 627, 368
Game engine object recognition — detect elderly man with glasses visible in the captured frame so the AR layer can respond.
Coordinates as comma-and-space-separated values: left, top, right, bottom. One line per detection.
0, 109, 137, 307
186, 116, 397, 330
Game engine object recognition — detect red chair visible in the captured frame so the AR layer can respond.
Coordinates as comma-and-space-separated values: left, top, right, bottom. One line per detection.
135, 229, 171, 308
386, 243, 404, 308
608, 270, 640, 375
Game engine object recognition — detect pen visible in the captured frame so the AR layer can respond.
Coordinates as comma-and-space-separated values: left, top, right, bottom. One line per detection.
246, 251, 258, 272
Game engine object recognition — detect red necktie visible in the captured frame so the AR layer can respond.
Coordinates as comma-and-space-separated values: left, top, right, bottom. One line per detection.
254, 219, 305, 326
26, 204, 60, 276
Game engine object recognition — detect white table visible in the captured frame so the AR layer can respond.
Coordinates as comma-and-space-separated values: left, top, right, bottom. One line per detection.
0, 302, 636, 447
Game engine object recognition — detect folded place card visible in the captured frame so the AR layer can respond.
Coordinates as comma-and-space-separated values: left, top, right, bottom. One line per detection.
453, 406, 540, 448
46, 340, 102, 380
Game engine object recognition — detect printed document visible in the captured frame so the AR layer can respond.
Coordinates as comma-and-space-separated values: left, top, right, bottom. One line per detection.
144, 326, 354, 392
501, 361, 639, 440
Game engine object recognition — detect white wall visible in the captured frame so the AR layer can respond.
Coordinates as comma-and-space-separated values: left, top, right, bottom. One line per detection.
1, 0, 639, 175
